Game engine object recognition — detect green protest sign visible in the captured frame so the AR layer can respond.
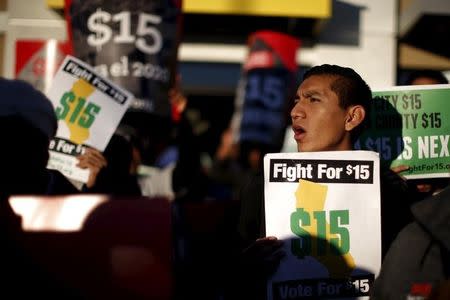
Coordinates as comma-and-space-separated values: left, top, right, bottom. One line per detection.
355, 84, 450, 179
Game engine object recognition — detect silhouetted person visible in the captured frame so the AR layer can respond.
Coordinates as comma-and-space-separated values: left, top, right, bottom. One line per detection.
0, 78, 81, 298
405, 69, 449, 86
371, 185, 450, 300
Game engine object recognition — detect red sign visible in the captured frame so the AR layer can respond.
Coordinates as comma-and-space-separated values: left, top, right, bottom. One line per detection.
244, 30, 300, 72
15, 40, 73, 93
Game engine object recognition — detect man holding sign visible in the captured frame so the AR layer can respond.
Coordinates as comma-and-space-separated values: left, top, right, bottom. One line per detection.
232, 64, 418, 299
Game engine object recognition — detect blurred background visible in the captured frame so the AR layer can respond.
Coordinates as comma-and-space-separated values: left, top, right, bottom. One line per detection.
0, 0, 449, 157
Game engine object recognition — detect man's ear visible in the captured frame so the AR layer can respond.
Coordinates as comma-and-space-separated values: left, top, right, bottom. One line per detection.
345, 105, 366, 132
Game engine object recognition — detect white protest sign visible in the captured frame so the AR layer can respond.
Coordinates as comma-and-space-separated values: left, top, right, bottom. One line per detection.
46, 55, 134, 183
264, 150, 381, 300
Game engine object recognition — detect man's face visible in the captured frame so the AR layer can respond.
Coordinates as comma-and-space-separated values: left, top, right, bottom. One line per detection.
411, 77, 441, 85
290, 74, 353, 152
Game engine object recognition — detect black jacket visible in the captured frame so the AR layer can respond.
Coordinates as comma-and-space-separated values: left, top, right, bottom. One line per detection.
371, 185, 450, 300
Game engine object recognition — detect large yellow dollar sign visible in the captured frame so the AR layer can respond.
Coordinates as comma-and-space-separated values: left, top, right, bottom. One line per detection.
292, 179, 355, 278
65, 79, 95, 145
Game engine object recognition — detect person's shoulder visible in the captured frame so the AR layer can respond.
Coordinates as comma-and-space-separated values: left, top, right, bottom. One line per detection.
411, 186, 450, 244
371, 221, 428, 299
388, 222, 427, 252
382, 188, 450, 267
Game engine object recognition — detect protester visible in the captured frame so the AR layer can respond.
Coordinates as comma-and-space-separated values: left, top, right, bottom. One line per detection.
405, 69, 449, 86
76, 77, 208, 198
0, 78, 82, 298
371, 185, 450, 300
130, 113, 179, 200
79, 133, 142, 196
0, 78, 79, 197
78, 79, 188, 198
170, 82, 210, 203
207, 128, 272, 201
226, 64, 419, 299
121, 76, 209, 202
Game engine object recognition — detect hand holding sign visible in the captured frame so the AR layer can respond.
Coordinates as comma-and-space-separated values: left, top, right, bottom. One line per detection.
46, 55, 134, 183
76, 147, 107, 188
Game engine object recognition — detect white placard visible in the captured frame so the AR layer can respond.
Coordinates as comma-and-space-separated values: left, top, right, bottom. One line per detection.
46, 55, 134, 183
264, 150, 381, 300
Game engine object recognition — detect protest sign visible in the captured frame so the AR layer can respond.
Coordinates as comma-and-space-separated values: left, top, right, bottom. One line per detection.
231, 30, 300, 151
264, 151, 381, 300
65, 0, 181, 116
356, 84, 450, 179
46, 55, 134, 183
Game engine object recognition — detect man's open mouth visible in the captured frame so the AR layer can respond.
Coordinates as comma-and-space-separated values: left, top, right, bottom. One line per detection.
293, 125, 306, 140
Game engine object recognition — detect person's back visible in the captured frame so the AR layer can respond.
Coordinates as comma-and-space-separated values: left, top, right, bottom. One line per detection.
0, 78, 82, 298
371, 185, 450, 300
0, 79, 78, 197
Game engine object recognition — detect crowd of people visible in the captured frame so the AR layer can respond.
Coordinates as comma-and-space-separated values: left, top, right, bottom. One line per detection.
0, 64, 449, 299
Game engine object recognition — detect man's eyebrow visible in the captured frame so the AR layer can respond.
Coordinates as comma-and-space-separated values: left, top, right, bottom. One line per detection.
301, 90, 322, 97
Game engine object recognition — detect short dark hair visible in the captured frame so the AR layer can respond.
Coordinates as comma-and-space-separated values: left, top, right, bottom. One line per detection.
405, 69, 449, 85
303, 64, 372, 141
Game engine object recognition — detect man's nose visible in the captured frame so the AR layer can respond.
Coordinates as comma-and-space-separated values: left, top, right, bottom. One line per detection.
291, 101, 306, 119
